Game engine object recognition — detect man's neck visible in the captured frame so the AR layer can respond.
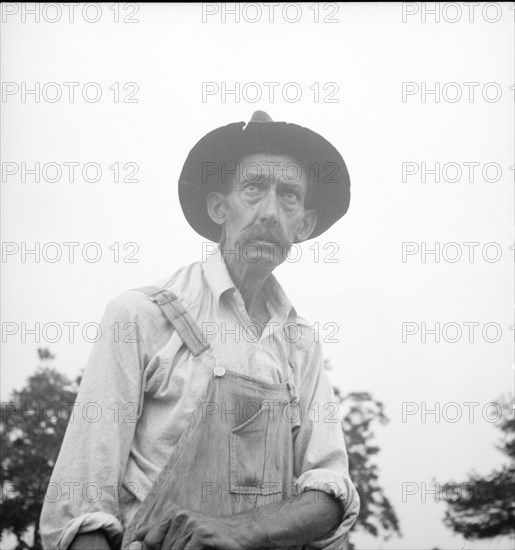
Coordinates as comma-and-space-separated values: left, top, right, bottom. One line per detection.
222, 251, 273, 325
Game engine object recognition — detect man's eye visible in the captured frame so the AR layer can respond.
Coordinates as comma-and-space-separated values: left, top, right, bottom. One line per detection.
244, 184, 259, 194
283, 192, 299, 203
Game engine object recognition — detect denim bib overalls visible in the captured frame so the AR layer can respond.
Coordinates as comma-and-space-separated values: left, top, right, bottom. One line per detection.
122, 287, 304, 550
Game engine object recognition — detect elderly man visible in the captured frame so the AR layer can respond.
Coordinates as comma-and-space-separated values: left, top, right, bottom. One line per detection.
40, 111, 360, 550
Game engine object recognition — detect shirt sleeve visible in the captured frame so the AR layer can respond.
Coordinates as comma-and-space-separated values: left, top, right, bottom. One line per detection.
292, 336, 360, 550
39, 290, 171, 550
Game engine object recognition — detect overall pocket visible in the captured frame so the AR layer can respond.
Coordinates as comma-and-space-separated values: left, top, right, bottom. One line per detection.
229, 401, 287, 496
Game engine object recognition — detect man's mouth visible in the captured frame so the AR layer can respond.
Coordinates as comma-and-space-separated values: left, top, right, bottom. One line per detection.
253, 236, 281, 245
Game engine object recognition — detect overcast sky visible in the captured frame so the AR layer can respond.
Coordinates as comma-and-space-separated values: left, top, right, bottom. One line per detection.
1, 3, 513, 549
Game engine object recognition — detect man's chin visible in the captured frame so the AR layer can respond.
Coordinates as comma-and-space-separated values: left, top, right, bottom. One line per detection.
241, 240, 286, 265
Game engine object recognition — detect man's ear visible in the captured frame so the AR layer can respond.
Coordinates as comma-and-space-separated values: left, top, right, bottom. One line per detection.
295, 209, 317, 242
207, 191, 226, 226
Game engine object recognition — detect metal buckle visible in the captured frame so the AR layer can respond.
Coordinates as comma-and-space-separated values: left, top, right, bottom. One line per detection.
193, 343, 213, 359
149, 289, 169, 303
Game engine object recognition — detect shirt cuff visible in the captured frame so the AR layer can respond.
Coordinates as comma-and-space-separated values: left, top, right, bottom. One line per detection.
296, 468, 360, 550
57, 512, 123, 550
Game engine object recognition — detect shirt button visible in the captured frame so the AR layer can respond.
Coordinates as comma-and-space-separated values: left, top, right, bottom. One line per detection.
214, 366, 226, 377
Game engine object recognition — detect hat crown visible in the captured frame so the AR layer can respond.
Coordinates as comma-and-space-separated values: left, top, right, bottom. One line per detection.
250, 110, 273, 123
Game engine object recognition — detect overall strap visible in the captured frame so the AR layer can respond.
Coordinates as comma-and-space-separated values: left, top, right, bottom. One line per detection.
284, 326, 297, 370
284, 323, 300, 402
136, 286, 210, 357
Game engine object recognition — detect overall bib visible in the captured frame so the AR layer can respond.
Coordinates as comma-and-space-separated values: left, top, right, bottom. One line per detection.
121, 287, 304, 550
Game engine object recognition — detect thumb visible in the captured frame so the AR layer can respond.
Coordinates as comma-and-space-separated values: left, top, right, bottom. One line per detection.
183, 533, 206, 550
133, 520, 171, 550
133, 524, 152, 541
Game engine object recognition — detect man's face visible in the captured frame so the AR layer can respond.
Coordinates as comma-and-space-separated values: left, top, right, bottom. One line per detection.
207, 153, 317, 269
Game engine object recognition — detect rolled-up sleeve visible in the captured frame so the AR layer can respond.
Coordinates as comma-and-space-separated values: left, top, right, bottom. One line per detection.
293, 337, 360, 550
39, 290, 169, 550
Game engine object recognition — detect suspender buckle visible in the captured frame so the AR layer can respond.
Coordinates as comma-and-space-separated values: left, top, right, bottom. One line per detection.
149, 289, 174, 304
137, 285, 209, 358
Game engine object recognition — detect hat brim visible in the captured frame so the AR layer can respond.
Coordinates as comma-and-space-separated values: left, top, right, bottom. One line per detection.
178, 120, 350, 242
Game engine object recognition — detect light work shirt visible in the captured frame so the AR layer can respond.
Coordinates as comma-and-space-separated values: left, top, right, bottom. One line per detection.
40, 247, 360, 550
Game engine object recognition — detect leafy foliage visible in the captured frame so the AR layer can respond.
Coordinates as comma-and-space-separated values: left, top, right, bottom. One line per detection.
332, 384, 401, 548
442, 395, 514, 540
0, 350, 79, 549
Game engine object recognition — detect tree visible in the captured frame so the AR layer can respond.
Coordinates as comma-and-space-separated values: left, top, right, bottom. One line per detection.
441, 395, 514, 540
0, 349, 79, 549
333, 386, 401, 549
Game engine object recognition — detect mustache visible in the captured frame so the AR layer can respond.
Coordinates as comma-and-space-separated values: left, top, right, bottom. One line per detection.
244, 224, 287, 246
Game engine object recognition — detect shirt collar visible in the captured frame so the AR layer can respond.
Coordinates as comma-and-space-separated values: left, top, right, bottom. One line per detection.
202, 246, 235, 304
202, 246, 297, 322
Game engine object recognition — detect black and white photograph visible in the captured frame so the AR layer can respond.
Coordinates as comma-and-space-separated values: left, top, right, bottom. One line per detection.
1, 3, 513, 550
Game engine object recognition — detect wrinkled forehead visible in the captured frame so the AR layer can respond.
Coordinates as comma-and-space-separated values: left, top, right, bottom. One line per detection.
234, 152, 310, 188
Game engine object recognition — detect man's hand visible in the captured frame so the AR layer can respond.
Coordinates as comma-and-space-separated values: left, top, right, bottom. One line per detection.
133, 507, 251, 550
70, 531, 112, 550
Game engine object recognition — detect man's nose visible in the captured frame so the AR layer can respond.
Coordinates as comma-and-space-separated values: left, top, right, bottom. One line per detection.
258, 189, 279, 225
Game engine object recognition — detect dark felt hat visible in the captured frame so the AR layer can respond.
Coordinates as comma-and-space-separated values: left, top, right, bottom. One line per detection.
178, 111, 350, 242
